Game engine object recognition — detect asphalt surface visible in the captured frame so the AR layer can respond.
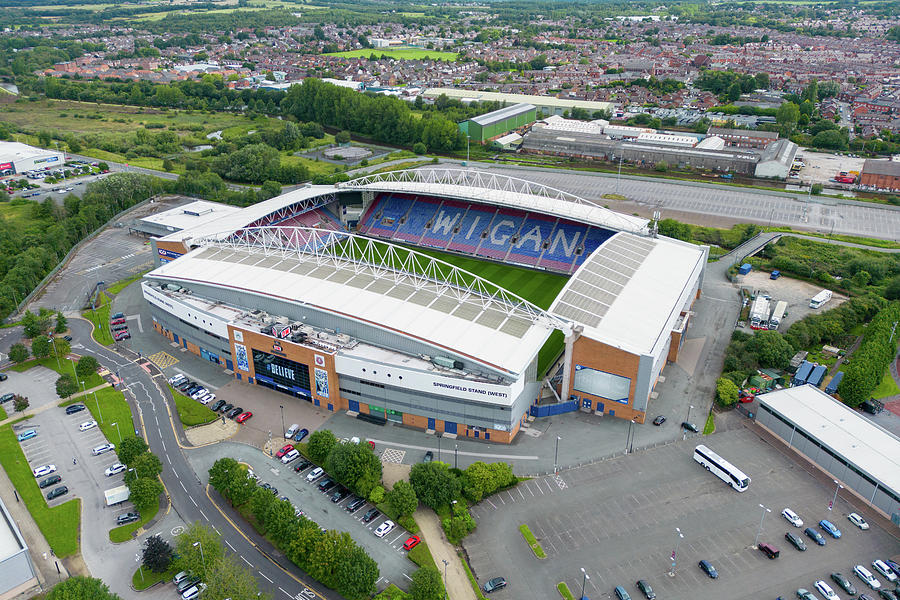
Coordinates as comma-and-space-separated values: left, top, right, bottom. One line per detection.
67, 317, 342, 600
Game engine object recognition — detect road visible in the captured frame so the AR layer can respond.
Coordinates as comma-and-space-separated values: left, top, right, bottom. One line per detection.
67, 317, 341, 600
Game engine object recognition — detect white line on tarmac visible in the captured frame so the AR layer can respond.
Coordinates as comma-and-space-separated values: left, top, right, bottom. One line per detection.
225, 540, 236, 551
190, 497, 197, 507
279, 587, 290, 598
172, 468, 179, 479
365, 438, 538, 461
241, 556, 253, 567
258, 571, 272, 583
180, 481, 187, 492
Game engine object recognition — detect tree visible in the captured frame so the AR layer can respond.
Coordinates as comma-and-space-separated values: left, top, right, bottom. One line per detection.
21, 309, 52, 338
55, 311, 68, 333
726, 82, 741, 102
204, 554, 264, 600
307, 429, 337, 464
409, 565, 444, 600
47, 576, 122, 600
128, 477, 163, 512
716, 377, 739, 406
386, 480, 418, 517
265, 499, 299, 549
128, 452, 163, 481
413, 142, 426, 155
173, 523, 225, 581
776, 102, 800, 135
31, 335, 51, 359
76, 355, 100, 378
325, 440, 382, 497
335, 130, 351, 144
409, 462, 461, 509
884, 275, 900, 300
747, 330, 794, 369
9, 342, 29, 363
142, 534, 173, 573
56, 374, 78, 398
116, 436, 149, 466
812, 130, 848, 150
162, 158, 175, 172
259, 180, 281, 200
51, 337, 70, 358
13, 395, 29, 412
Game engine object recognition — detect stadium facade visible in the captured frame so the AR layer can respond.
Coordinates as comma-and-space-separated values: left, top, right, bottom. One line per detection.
144, 169, 706, 442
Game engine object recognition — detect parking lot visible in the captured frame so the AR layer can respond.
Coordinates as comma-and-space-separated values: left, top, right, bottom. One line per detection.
794, 151, 866, 186
0, 365, 65, 415
188, 441, 418, 592
736, 270, 847, 331
463, 426, 900, 600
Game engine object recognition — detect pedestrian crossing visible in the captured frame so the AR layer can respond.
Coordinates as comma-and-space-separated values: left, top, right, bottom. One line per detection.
380, 448, 406, 464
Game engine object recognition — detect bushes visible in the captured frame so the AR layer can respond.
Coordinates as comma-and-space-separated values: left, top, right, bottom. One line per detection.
783, 295, 885, 351
460, 461, 517, 503
441, 500, 476, 544
715, 377, 739, 407
838, 302, 900, 406
410, 462, 460, 510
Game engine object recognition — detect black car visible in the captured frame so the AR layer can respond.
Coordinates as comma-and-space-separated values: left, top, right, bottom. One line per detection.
260, 482, 272, 492
652, 416, 666, 426
698, 560, 717, 579
423, 451, 434, 463
110, 323, 128, 332
804, 527, 826, 546
318, 478, 336, 493
227, 407, 243, 419
269, 486, 278, 496
635, 579, 656, 599
0, 372, 7, 381
46, 486, 69, 500
219, 403, 234, 414
177, 380, 195, 391
0, 393, 13, 404
116, 512, 140, 525
362, 507, 380, 523
294, 460, 313, 473
346, 496, 367, 512
878, 590, 900, 600
331, 487, 351, 503
210, 400, 226, 412
784, 531, 807, 551
176, 576, 201, 594
63, 335, 73, 342
681, 421, 699, 433
39, 475, 61, 489
483, 577, 507, 593
830, 573, 856, 596
65, 404, 86, 415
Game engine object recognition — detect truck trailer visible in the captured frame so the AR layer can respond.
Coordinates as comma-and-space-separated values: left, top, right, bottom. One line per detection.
768, 300, 788, 330
750, 296, 771, 330
104, 485, 129, 506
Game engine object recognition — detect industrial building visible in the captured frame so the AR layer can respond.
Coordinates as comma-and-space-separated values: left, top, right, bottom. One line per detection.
130, 199, 242, 241
423, 88, 614, 117
142, 169, 706, 441
755, 139, 798, 179
0, 141, 65, 175
0, 496, 39, 598
706, 127, 779, 149
859, 158, 900, 192
460, 103, 536, 143
756, 385, 900, 520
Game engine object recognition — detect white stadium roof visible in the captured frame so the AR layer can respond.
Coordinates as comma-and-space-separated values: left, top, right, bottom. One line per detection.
549, 232, 706, 356
758, 385, 900, 495
138, 200, 241, 233
148, 229, 561, 375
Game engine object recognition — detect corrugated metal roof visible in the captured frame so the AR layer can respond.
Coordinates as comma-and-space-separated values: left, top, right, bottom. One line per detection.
471, 103, 535, 127
862, 158, 900, 177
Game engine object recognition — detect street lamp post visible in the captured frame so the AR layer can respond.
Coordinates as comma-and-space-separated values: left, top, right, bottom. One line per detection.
686, 404, 694, 424
111, 421, 121, 443
441, 559, 449, 600
626, 419, 635, 454
616, 155, 624, 196
753, 504, 771, 549
669, 527, 684, 576
50, 337, 61, 370
437, 434, 441, 463
93, 390, 102, 423
128, 467, 139, 481
193, 541, 204, 568
279, 405, 285, 439
829, 480, 843, 510
554, 435, 561, 474
579, 567, 589, 600
454, 443, 458, 469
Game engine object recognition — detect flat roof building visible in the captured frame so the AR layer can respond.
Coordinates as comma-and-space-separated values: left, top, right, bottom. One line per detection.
131, 200, 242, 240
0, 496, 38, 598
424, 88, 613, 117
461, 103, 536, 142
756, 385, 900, 520
0, 141, 65, 175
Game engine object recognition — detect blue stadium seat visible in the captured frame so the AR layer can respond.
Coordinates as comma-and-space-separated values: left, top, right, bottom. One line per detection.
420, 200, 468, 248
476, 209, 527, 260
447, 204, 496, 254
394, 198, 441, 243
540, 220, 588, 271
508, 214, 557, 266
365, 195, 413, 238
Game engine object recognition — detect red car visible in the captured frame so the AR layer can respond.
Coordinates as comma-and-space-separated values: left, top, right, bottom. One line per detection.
402, 535, 420, 551
235, 411, 252, 423
275, 444, 294, 458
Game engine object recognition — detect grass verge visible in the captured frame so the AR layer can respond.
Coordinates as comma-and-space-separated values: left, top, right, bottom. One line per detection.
85, 386, 136, 445
519, 523, 546, 559
872, 368, 900, 399
83, 292, 114, 346
110, 500, 158, 542
169, 385, 218, 427
703, 413, 716, 435
0, 405, 6, 421
106, 269, 151, 295
459, 550, 488, 600
557, 582, 576, 600
0, 424, 81, 556
132, 565, 175, 590
407, 539, 437, 570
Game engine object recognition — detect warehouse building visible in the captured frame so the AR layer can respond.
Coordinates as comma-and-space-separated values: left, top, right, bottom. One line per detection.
0, 141, 65, 175
423, 88, 614, 117
460, 103, 536, 143
859, 158, 900, 192
754, 139, 798, 179
756, 385, 900, 520
0, 496, 39, 598
131, 200, 242, 241
707, 127, 779, 149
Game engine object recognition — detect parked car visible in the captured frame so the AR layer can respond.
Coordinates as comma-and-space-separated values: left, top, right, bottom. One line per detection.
168, 374, 186, 385
113, 330, 130, 341
483, 577, 507, 593
403, 535, 421, 551
46, 486, 69, 500
782, 508, 803, 527
38, 475, 61, 489
281, 449, 300, 464
804, 527, 826, 546
116, 512, 140, 525
331, 487, 350, 503
173, 572, 192, 587
294, 460, 312, 473
884, 560, 900, 578
346, 496, 367, 512
17, 429, 37, 441
105, 463, 126, 477
318, 478, 336, 493
275, 444, 294, 459
92, 443, 115, 456
285, 424, 299, 438
306, 467, 324, 482
218, 403, 233, 414
181, 582, 207, 600
0, 393, 13, 404
423, 451, 434, 463
854, 565, 881, 589
293, 428, 309, 442
681, 421, 698, 433
784, 531, 806, 551
819, 519, 841, 538
361, 507, 380, 523
235, 411, 252, 423
652, 415, 666, 426
635, 580, 655, 600
33, 464, 57, 478
815, 580, 839, 600
79, 420, 98, 431
0, 373, 6, 382
614, 586, 632, 600
877, 590, 900, 600
830, 572, 857, 595
65, 404, 86, 415
873, 560, 898, 583
190, 388, 208, 400
796, 588, 816, 600
374, 520, 395, 538
698, 560, 717, 579
848, 512, 869, 530
210, 400, 226, 412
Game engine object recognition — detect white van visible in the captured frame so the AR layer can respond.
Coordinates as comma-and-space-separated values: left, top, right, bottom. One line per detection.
306, 467, 324, 482
281, 449, 300, 464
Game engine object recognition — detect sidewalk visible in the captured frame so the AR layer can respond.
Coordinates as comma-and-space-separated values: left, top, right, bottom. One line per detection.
0, 383, 111, 428
414, 508, 477, 600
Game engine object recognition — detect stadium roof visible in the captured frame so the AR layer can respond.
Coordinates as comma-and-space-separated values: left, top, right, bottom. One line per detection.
137, 200, 241, 233
471, 103, 535, 127
549, 232, 705, 356
423, 88, 614, 112
758, 385, 900, 495
340, 169, 649, 234
149, 228, 562, 375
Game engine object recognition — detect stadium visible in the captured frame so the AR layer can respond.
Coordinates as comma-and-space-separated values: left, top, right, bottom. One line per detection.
142, 169, 706, 443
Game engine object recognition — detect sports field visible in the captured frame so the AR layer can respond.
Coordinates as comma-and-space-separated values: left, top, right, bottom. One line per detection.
324, 48, 458, 61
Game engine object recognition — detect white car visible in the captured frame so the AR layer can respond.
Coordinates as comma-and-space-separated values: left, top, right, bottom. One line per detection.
79, 420, 98, 431
105, 463, 126, 477
201, 392, 215, 404
168, 374, 186, 385
306, 467, 324, 482
285, 423, 300, 438
847, 512, 869, 530
181, 582, 206, 600
374, 520, 395, 538
190, 388, 208, 400
781, 508, 803, 527
92, 443, 115, 456
281, 449, 300, 464
32, 464, 57, 478
853, 565, 881, 589
873, 560, 898, 583
814, 580, 838, 600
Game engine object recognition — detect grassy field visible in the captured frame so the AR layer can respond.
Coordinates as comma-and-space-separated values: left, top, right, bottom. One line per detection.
325, 48, 458, 61
170, 385, 219, 427
83, 292, 114, 346
110, 500, 159, 542
0, 406, 6, 421
106, 269, 151, 295
86, 387, 136, 445
872, 368, 900, 400
133, 565, 175, 590
0, 201, 37, 229
0, 424, 82, 557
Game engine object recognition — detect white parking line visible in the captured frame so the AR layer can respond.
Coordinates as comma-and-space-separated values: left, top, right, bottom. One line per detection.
172, 468, 179, 479
544, 478, 554, 493
518, 487, 525, 500
200, 509, 208, 521
389, 532, 404, 544
279, 587, 290, 598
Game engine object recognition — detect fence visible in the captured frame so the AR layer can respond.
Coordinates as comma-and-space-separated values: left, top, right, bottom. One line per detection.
529, 400, 578, 418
